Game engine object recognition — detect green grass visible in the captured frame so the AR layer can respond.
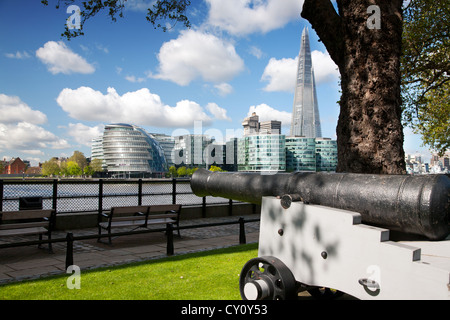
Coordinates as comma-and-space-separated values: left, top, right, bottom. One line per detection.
0, 243, 258, 300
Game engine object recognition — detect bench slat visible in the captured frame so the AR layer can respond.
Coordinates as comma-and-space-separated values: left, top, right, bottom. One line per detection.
0, 227, 48, 237
0, 221, 47, 230
146, 218, 176, 225
149, 205, 181, 213
110, 216, 147, 222
1, 210, 54, 221
148, 213, 177, 220
111, 206, 149, 214
99, 220, 147, 229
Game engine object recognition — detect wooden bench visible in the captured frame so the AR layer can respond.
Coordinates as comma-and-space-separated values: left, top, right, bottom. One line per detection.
98, 205, 182, 244
148, 204, 181, 237
0, 209, 56, 252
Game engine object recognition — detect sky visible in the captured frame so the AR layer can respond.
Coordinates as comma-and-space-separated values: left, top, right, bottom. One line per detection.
0, 0, 430, 167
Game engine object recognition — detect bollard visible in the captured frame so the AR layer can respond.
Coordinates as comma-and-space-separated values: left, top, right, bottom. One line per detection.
166, 223, 174, 255
239, 217, 246, 244
65, 232, 74, 270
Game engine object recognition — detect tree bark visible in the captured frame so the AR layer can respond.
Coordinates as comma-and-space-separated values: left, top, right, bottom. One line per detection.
302, 0, 406, 174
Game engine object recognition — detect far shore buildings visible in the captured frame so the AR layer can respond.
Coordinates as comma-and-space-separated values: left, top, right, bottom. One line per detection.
90, 27, 338, 176
238, 113, 337, 172
0, 157, 42, 175
236, 26, 337, 173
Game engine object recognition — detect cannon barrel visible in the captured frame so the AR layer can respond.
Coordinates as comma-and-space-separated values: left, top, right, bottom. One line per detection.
191, 169, 450, 240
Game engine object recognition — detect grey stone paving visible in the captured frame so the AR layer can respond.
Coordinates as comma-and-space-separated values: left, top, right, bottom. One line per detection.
0, 215, 260, 284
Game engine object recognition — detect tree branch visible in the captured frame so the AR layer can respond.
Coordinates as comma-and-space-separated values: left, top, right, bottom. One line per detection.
301, 0, 344, 68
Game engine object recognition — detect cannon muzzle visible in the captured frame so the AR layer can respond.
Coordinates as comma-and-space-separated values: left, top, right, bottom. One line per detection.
191, 169, 450, 240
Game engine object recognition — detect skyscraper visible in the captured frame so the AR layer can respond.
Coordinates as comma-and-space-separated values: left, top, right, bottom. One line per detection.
290, 28, 322, 138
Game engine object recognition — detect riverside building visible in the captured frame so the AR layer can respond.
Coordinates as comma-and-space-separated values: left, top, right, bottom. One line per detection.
238, 134, 286, 172
92, 123, 168, 178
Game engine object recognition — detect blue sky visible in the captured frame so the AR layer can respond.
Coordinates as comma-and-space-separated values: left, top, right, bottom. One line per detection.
1, 0, 428, 166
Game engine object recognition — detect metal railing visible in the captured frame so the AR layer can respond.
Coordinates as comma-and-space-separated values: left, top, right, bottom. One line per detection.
0, 178, 240, 214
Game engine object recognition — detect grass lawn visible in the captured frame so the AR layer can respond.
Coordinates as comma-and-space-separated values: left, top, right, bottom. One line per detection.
0, 243, 258, 300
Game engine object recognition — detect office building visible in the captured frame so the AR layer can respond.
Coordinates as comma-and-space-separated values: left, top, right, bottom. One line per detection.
285, 136, 316, 171
238, 134, 286, 172
242, 112, 260, 136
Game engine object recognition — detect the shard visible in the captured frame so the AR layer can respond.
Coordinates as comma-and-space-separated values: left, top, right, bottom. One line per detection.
290, 28, 322, 138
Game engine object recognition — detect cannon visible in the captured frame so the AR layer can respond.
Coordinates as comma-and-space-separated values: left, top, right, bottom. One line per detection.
191, 169, 450, 299
191, 169, 450, 240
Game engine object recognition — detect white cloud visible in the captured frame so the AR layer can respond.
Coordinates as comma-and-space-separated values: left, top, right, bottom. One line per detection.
21, 150, 45, 156
124, 0, 154, 11
5, 51, 31, 59
311, 50, 340, 84
67, 123, 105, 146
36, 41, 95, 75
248, 46, 263, 59
206, 102, 231, 121
206, 0, 303, 35
56, 86, 228, 127
261, 51, 339, 92
248, 104, 292, 127
0, 94, 47, 124
125, 75, 146, 83
151, 29, 244, 86
261, 57, 297, 92
0, 122, 70, 151
0, 94, 70, 155
214, 83, 233, 96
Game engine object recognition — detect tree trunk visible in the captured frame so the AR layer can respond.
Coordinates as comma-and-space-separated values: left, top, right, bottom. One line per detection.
302, 0, 406, 174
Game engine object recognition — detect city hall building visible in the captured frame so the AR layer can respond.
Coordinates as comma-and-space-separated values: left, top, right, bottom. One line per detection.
92, 123, 168, 178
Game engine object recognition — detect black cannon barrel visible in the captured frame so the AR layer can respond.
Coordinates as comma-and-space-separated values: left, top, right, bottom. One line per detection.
191, 169, 450, 240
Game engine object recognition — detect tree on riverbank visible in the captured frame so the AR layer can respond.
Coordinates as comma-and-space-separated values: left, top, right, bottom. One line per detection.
401, 0, 450, 155
41, 151, 102, 177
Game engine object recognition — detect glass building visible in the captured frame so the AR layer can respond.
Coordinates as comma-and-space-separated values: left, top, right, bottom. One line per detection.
152, 133, 176, 167
172, 134, 221, 168
290, 28, 322, 138
285, 137, 337, 172
98, 123, 168, 177
285, 136, 316, 171
315, 138, 338, 171
238, 134, 286, 172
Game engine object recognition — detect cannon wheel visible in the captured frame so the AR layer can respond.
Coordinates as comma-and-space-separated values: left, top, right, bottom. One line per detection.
239, 256, 297, 300
307, 287, 344, 300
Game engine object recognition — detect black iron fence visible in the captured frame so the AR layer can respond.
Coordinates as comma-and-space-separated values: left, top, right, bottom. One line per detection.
0, 178, 237, 214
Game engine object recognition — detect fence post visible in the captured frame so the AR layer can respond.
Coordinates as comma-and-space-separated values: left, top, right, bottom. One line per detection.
166, 223, 174, 255
202, 196, 206, 218
65, 232, 74, 270
172, 178, 176, 204
52, 179, 58, 211
98, 179, 103, 219
0, 180, 3, 211
138, 179, 143, 206
239, 217, 246, 244
228, 199, 233, 216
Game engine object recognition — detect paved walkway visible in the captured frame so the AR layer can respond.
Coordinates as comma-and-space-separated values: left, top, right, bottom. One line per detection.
0, 215, 260, 285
